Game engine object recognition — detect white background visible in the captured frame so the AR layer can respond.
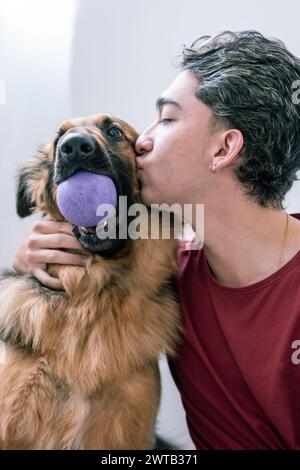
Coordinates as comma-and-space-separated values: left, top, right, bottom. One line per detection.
1, 0, 300, 449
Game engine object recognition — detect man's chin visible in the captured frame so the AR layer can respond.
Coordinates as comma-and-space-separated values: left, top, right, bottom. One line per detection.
140, 181, 178, 207
140, 186, 161, 207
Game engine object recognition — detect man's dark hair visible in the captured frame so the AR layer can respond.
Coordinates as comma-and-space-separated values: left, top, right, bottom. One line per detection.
178, 30, 300, 209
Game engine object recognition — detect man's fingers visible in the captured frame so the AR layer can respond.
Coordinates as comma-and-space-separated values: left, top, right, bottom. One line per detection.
32, 268, 64, 290
43, 214, 55, 221
30, 249, 89, 267
33, 219, 76, 236
29, 233, 84, 251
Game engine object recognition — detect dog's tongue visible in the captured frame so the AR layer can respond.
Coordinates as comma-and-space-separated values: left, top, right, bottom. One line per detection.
80, 226, 97, 234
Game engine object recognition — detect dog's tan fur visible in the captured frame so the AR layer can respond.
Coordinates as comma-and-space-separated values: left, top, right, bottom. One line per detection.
0, 115, 182, 449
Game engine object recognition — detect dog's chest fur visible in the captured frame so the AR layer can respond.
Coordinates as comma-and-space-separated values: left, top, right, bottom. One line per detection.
0, 231, 181, 449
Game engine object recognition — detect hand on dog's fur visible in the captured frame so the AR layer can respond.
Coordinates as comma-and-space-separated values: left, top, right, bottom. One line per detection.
12, 215, 90, 290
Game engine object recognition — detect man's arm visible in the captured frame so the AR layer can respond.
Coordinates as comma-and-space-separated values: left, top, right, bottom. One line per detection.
12, 215, 89, 290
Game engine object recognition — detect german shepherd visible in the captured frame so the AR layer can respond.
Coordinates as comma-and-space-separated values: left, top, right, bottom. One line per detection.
0, 114, 182, 449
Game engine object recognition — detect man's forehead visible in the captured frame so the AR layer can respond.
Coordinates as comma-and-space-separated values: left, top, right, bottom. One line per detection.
158, 71, 199, 109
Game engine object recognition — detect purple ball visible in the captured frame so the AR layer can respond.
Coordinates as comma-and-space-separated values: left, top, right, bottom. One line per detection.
56, 171, 117, 227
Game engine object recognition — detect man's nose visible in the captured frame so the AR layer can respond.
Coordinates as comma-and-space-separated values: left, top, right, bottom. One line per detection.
135, 135, 154, 155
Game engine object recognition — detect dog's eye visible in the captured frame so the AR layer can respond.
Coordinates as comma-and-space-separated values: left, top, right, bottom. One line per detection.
107, 126, 123, 140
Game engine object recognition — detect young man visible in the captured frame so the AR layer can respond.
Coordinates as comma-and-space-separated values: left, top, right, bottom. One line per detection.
13, 31, 300, 449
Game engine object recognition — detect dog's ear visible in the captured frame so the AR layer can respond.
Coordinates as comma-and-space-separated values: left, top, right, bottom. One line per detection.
16, 144, 54, 218
16, 172, 36, 217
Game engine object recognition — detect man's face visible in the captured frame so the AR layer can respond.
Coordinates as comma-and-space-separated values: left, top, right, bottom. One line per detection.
135, 70, 217, 206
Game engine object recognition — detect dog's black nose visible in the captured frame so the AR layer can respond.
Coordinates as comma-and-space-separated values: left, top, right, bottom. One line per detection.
59, 133, 96, 161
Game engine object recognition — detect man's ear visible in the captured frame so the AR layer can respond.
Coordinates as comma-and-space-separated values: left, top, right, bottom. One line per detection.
210, 129, 244, 171
15, 144, 54, 218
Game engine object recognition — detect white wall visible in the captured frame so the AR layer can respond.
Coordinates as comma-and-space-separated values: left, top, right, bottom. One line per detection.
1, 0, 300, 449
0, 0, 76, 268
1, 0, 299, 272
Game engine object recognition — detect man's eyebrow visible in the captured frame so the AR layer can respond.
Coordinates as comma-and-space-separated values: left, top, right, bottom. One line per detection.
155, 97, 183, 111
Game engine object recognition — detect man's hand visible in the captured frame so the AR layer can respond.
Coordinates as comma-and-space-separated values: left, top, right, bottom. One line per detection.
12, 215, 90, 290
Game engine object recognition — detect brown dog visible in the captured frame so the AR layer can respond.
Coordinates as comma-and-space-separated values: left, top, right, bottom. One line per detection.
0, 114, 182, 450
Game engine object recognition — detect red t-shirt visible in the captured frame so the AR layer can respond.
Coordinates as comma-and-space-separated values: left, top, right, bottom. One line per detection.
168, 213, 300, 450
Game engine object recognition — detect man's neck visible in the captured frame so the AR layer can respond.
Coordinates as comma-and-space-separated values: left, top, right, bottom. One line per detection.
193, 200, 300, 288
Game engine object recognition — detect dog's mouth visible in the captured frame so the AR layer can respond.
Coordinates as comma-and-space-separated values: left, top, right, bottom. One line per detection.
74, 204, 118, 240
54, 131, 138, 258
78, 226, 97, 234
73, 225, 104, 246
70, 186, 132, 258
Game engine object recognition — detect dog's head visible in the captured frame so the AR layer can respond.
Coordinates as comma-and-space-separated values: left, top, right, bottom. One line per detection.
16, 114, 141, 257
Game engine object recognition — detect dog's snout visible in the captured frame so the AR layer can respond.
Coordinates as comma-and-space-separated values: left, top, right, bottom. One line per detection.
59, 133, 96, 161
55, 130, 111, 185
